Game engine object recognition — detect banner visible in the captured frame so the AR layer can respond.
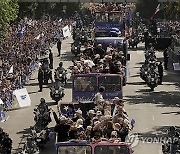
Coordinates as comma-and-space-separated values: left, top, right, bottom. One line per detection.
95, 22, 124, 34
0, 98, 4, 105
9, 65, 13, 74
14, 88, 31, 107
62, 25, 71, 38
173, 63, 180, 71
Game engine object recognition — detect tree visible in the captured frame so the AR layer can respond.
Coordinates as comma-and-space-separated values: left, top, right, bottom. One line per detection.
0, 0, 19, 30
136, 0, 158, 19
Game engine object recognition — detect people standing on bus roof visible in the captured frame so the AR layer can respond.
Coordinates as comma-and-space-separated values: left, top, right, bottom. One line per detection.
94, 86, 105, 113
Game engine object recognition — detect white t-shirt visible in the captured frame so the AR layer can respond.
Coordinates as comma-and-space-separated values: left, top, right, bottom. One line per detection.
94, 92, 104, 110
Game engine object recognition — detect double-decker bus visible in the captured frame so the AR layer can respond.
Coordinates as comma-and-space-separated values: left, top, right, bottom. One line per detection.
94, 9, 132, 85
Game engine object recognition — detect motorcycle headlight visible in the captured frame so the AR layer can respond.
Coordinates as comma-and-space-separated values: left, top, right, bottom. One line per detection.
55, 90, 59, 93
75, 47, 77, 49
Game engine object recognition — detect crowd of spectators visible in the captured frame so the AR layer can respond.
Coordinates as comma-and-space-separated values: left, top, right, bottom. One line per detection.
90, 2, 136, 14
156, 20, 180, 37
0, 16, 70, 111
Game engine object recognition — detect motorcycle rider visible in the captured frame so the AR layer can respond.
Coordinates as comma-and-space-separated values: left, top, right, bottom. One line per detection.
37, 98, 49, 113
35, 98, 51, 127
1, 133, 12, 154
56, 62, 67, 84
163, 126, 180, 154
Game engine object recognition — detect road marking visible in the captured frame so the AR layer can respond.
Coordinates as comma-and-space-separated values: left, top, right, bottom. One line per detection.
152, 115, 155, 121
6, 116, 10, 121
159, 149, 162, 154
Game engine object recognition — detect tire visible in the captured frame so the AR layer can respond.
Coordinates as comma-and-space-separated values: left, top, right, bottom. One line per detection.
151, 87, 154, 91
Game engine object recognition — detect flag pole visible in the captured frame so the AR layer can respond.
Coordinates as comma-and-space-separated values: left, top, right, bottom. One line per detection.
163, 2, 166, 21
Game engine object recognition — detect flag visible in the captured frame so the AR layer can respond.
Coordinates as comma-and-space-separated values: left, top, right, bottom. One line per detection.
5, 100, 11, 108
17, 25, 26, 38
8, 65, 13, 74
0, 111, 5, 118
62, 25, 71, 38
0, 98, 4, 105
14, 88, 31, 107
131, 118, 136, 127
151, 4, 164, 19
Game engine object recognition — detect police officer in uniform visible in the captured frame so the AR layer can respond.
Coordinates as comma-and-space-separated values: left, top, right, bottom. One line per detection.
49, 49, 53, 69
163, 48, 169, 70
57, 39, 62, 57
158, 61, 163, 85
38, 68, 44, 92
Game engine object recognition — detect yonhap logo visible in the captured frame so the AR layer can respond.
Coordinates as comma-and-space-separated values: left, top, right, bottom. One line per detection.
20, 95, 27, 100
126, 132, 139, 148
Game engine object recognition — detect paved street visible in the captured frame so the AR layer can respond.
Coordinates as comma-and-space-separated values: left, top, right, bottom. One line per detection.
0, 37, 180, 154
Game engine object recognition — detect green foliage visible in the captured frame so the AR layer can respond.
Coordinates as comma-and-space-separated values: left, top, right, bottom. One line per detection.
136, 0, 158, 19
0, 0, 19, 30
18, 2, 81, 19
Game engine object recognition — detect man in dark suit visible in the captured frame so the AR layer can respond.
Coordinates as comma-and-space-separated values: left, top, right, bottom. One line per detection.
57, 39, 62, 57
49, 49, 53, 69
38, 68, 44, 92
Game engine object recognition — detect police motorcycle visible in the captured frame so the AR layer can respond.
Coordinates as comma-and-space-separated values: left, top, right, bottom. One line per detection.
128, 36, 139, 49
71, 40, 81, 56
33, 98, 51, 129
50, 81, 65, 104
162, 126, 180, 154
140, 62, 149, 83
145, 49, 157, 62
0, 133, 12, 154
146, 70, 159, 91
30, 126, 50, 149
21, 135, 39, 154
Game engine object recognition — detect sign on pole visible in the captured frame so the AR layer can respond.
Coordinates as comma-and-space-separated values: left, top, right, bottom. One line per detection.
14, 88, 31, 107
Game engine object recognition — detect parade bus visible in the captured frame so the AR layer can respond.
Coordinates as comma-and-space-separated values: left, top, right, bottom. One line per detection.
94, 11, 130, 85
72, 73, 123, 103
55, 141, 133, 154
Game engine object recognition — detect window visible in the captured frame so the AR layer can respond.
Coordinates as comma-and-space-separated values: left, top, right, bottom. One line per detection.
74, 76, 97, 92
94, 145, 129, 154
58, 145, 91, 154
98, 76, 121, 91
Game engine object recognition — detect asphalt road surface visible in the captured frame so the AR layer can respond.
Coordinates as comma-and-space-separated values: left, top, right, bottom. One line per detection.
0, 37, 180, 154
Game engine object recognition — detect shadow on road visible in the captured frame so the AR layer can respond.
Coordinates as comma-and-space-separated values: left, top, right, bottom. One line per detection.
126, 90, 180, 107
25, 82, 39, 87
47, 101, 57, 106
126, 59, 180, 107
126, 81, 145, 85
61, 52, 74, 61
138, 126, 180, 139
162, 111, 180, 115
